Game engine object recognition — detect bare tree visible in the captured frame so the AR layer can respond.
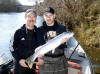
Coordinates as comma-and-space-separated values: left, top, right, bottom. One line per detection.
33, 0, 97, 29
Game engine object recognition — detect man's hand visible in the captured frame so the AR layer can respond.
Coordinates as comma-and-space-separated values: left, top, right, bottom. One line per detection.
35, 46, 42, 52
35, 46, 44, 57
61, 38, 69, 44
19, 59, 28, 68
35, 46, 44, 65
36, 57, 44, 65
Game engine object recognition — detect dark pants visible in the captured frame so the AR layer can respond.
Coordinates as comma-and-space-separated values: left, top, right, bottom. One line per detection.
13, 60, 36, 74
38, 56, 68, 74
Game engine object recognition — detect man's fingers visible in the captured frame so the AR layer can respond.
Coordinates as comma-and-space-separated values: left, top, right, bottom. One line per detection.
38, 54, 44, 58
35, 46, 42, 52
61, 38, 69, 44
19, 59, 28, 68
37, 57, 44, 65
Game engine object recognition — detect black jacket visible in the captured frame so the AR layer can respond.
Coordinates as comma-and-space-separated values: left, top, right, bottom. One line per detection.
10, 24, 38, 61
37, 20, 67, 56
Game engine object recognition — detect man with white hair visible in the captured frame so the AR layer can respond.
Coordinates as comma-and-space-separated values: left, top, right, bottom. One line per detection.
10, 9, 38, 74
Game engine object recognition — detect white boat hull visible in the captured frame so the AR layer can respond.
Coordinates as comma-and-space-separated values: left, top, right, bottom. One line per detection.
65, 37, 94, 74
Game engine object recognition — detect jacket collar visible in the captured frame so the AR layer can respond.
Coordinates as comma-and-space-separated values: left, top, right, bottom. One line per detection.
21, 24, 37, 34
43, 20, 59, 31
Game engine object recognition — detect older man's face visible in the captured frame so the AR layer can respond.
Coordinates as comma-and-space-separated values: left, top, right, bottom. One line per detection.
25, 13, 37, 30
43, 13, 55, 25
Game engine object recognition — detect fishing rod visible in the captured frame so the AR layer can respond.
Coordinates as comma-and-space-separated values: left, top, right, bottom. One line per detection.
68, 42, 80, 60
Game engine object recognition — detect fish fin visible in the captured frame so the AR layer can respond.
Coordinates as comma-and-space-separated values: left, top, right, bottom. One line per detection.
25, 55, 34, 69
28, 63, 34, 69
52, 49, 55, 54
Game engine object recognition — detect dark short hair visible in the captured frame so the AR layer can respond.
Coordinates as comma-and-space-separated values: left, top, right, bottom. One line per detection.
44, 7, 55, 14
25, 9, 37, 16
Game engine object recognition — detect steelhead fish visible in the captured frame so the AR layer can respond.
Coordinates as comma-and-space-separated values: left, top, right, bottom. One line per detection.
26, 32, 74, 68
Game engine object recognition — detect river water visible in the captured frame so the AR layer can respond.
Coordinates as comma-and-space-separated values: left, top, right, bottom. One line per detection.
0, 12, 43, 65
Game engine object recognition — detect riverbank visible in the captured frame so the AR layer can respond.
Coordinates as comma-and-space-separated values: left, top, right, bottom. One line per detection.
0, 5, 33, 12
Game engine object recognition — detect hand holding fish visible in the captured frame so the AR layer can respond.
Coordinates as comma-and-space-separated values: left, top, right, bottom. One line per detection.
19, 59, 28, 67
61, 38, 69, 44
35, 46, 44, 65
25, 32, 74, 68
35, 46, 44, 58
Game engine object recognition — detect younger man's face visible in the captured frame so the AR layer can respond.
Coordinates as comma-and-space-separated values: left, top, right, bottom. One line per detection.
43, 13, 55, 25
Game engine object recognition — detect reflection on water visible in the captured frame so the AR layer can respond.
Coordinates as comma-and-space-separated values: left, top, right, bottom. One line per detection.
0, 12, 43, 65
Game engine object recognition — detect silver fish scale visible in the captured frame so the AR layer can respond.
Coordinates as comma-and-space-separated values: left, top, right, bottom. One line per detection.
31, 32, 74, 62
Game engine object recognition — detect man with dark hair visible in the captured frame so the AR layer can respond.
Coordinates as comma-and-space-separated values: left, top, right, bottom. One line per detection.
36, 7, 68, 74
10, 9, 38, 74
